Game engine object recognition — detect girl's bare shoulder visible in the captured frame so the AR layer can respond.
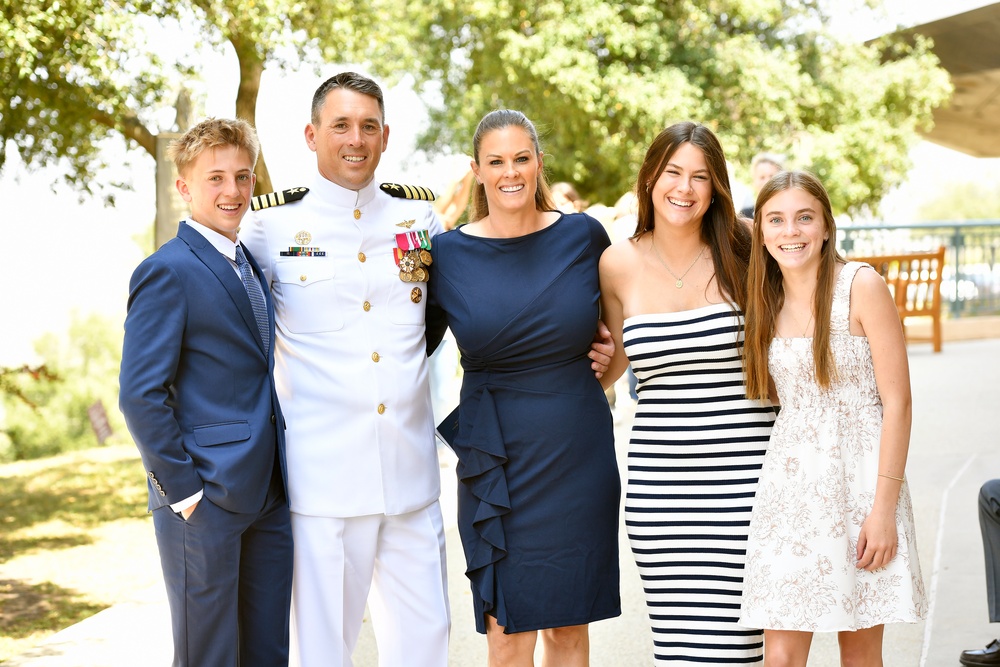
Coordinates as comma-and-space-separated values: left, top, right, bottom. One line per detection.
600, 235, 643, 271
850, 263, 893, 301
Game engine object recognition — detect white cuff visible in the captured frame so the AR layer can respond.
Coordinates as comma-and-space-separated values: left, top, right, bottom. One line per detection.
169, 489, 204, 514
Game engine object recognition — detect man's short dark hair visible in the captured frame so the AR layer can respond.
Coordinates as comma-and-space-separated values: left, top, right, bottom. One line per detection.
311, 72, 385, 125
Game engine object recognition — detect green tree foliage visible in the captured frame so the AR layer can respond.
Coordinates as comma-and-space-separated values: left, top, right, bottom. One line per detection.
3, 0, 951, 213
409, 0, 952, 213
918, 181, 1000, 221
0, 0, 176, 202
0, 0, 422, 197
0, 314, 124, 461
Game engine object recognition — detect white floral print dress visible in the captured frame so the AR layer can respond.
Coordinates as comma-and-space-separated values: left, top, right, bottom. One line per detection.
739, 262, 927, 631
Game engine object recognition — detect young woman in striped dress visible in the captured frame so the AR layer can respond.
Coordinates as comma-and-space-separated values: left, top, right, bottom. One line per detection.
600, 122, 775, 664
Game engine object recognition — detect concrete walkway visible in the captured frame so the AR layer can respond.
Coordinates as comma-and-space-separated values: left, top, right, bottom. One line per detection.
6, 338, 1000, 666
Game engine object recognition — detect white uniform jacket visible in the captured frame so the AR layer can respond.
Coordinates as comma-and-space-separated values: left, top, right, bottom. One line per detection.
241, 175, 444, 517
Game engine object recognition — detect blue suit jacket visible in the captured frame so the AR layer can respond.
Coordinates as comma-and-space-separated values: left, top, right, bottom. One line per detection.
120, 222, 286, 514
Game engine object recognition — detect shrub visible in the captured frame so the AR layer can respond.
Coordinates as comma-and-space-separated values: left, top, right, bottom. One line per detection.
0, 313, 125, 462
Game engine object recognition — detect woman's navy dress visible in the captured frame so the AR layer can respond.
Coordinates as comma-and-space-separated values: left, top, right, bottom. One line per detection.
429, 213, 621, 634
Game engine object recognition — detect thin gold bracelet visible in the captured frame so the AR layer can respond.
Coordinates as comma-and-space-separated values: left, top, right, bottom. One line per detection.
878, 473, 904, 482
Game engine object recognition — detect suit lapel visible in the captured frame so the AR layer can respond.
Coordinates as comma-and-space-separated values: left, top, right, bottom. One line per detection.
177, 223, 267, 356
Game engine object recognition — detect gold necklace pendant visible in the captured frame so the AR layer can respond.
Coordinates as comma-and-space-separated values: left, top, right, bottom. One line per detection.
798, 312, 815, 337
651, 231, 706, 289
784, 307, 814, 337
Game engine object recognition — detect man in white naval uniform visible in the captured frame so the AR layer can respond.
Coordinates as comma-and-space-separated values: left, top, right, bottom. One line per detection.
240, 72, 450, 667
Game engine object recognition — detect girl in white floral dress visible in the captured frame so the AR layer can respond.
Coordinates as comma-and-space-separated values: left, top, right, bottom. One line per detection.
740, 171, 926, 666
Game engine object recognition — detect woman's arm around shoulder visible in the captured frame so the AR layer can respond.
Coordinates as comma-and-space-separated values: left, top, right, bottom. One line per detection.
598, 240, 636, 390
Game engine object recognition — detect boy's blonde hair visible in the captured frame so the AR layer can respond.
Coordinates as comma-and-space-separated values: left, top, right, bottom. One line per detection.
166, 118, 260, 175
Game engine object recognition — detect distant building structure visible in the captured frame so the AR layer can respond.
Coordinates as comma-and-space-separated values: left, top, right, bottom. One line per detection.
898, 3, 1000, 157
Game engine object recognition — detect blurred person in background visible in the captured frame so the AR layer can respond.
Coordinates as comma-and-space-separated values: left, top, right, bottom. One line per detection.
551, 180, 588, 213
739, 152, 784, 219
961, 479, 1000, 667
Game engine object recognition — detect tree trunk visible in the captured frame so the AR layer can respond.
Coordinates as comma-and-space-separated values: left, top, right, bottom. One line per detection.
233, 48, 272, 195
93, 110, 157, 157
253, 146, 274, 196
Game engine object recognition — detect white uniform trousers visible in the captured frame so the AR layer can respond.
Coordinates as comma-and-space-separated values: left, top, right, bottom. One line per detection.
289, 502, 450, 667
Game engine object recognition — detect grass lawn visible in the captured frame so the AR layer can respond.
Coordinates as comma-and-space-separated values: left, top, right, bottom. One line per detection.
0, 444, 161, 662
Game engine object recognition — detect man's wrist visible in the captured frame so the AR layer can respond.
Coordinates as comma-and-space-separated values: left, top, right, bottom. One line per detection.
169, 489, 204, 514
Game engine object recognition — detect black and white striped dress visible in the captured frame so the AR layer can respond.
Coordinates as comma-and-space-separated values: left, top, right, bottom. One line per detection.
623, 304, 774, 665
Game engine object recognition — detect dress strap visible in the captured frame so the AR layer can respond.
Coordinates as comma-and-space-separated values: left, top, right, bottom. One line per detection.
830, 262, 869, 334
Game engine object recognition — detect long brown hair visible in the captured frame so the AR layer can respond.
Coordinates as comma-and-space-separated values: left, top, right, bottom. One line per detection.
470, 109, 555, 221
744, 171, 845, 400
633, 122, 751, 312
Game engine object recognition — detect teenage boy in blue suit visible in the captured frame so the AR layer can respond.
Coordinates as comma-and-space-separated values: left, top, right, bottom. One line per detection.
119, 117, 292, 667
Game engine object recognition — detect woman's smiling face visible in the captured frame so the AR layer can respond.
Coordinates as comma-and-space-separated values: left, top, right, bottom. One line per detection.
471, 125, 542, 216
759, 186, 830, 274
650, 142, 713, 231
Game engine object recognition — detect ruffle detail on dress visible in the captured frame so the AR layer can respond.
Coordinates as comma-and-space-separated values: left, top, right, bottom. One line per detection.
453, 387, 511, 620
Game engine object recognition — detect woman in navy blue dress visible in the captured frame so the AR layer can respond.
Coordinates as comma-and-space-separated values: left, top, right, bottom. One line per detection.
429, 109, 621, 665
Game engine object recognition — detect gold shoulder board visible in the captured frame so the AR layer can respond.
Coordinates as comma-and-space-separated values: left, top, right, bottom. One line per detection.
380, 182, 436, 202
250, 187, 310, 211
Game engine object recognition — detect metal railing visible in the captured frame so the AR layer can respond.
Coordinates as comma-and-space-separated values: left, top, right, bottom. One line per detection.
838, 221, 1000, 317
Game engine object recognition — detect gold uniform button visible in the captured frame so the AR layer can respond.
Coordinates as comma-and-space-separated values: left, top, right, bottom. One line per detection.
363, 301, 371, 312
358, 252, 366, 262
299, 275, 307, 282
377, 404, 386, 415
372, 352, 380, 362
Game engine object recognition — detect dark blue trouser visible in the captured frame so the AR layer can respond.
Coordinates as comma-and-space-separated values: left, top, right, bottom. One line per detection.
980, 479, 1000, 623
152, 474, 292, 667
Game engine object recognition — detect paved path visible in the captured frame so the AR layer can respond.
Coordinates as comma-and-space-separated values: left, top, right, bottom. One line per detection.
6, 338, 1000, 666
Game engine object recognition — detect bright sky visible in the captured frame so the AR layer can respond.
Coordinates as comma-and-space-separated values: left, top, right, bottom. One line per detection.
839, 0, 995, 39
1, 0, 998, 365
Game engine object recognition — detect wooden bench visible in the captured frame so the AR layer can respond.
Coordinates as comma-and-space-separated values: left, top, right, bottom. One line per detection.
849, 246, 946, 353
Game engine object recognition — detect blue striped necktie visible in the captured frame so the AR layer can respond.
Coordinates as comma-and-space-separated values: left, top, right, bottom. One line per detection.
234, 245, 270, 354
